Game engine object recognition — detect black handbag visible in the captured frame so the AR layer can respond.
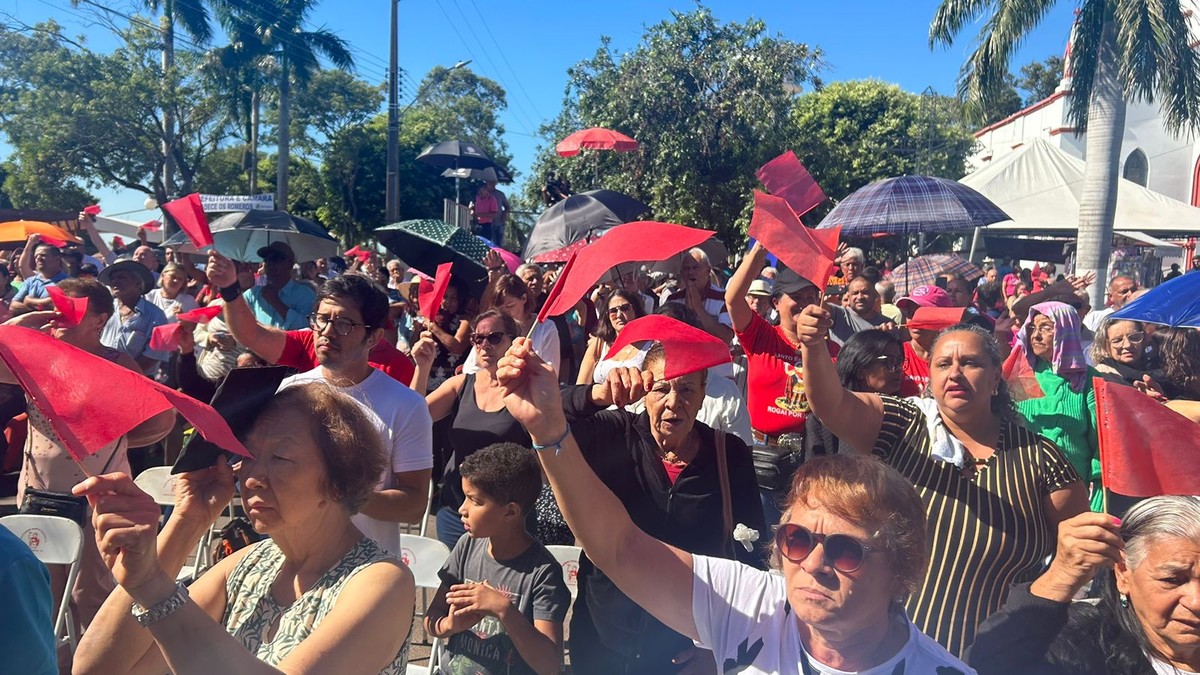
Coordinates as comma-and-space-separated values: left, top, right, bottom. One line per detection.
19, 488, 88, 526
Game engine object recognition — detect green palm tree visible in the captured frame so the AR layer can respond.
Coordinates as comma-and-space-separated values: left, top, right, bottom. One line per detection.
931, 0, 1200, 305
217, 0, 353, 211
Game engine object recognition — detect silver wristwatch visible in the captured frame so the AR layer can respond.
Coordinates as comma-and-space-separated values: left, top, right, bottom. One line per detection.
131, 581, 190, 627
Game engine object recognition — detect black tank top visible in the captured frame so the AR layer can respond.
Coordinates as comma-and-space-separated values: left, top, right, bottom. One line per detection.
441, 373, 531, 509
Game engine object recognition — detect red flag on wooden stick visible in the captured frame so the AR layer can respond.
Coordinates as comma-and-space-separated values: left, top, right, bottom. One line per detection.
1001, 348, 1044, 402
535, 251, 579, 325
537, 221, 713, 320
162, 193, 212, 249
603, 315, 731, 380
46, 286, 88, 327
756, 151, 827, 217
1096, 377, 1200, 497
0, 326, 249, 462
419, 263, 453, 321
749, 191, 841, 292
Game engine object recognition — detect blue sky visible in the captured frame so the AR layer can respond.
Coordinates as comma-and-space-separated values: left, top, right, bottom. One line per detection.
4, 0, 1079, 217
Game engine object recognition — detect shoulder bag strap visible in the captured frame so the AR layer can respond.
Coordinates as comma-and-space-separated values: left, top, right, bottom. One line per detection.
714, 426, 734, 557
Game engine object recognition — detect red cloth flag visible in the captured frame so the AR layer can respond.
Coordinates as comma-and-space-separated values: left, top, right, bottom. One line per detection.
1096, 377, 1200, 497
1002, 347, 1044, 402
83, 204, 101, 216
46, 286, 88, 327
537, 221, 713, 320
603, 315, 731, 380
150, 323, 185, 352
907, 307, 968, 331
344, 245, 372, 262
536, 250, 579, 325
419, 263, 453, 321
40, 236, 68, 249
176, 306, 223, 324
141, 219, 162, 232
756, 151, 827, 217
749, 191, 841, 292
162, 193, 212, 249
0, 326, 249, 462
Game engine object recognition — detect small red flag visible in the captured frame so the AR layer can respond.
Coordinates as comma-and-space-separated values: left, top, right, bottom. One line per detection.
46, 286, 89, 327
344, 245, 371, 262
1097, 378, 1200, 497
149, 323, 184, 352
162, 193, 212, 249
907, 307, 968, 331
40, 236, 68, 249
756, 151, 827, 217
603, 315, 731, 380
1002, 348, 1044, 402
749, 191, 841, 293
176, 306, 223, 324
0, 326, 249, 462
419, 263, 453, 321
83, 204, 101, 216
141, 219, 162, 232
537, 221, 713, 320
536, 251, 579, 325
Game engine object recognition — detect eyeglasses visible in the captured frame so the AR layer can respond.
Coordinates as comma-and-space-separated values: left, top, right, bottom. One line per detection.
1109, 332, 1145, 347
873, 355, 904, 372
308, 314, 370, 336
607, 303, 634, 316
469, 331, 512, 347
1028, 323, 1055, 337
774, 523, 873, 573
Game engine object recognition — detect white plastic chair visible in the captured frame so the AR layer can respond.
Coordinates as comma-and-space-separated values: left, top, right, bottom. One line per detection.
1, 514, 84, 652
134, 466, 233, 582
546, 544, 583, 598
401, 480, 435, 539
398, 534, 450, 675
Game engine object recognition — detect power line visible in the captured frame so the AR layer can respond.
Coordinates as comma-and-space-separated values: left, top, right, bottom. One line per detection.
442, 0, 539, 135
465, 0, 543, 129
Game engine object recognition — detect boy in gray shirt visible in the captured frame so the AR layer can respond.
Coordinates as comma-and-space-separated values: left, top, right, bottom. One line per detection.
425, 443, 570, 675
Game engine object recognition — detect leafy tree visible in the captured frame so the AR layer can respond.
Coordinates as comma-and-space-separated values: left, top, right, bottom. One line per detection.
0, 158, 92, 210
411, 65, 511, 167
525, 7, 823, 247
1015, 55, 1064, 105
790, 80, 978, 221
931, 0, 1200, 305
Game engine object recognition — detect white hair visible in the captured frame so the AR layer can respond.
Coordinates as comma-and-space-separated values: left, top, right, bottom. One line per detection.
688, 248, 711, 267
842, 247, 865, 263
516, 263, 543, 277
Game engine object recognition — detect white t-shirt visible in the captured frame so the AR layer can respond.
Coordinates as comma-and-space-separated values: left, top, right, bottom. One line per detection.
1083, 306, 1115, 332
462, 319, 561, 376
691, 554, 975, 675
279, 368, 433, 556
145, 288, 198, 323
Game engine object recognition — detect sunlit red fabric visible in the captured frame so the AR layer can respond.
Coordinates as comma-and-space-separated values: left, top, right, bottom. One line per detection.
176, 306, 223, 324
149, 324, 184, 352
141, 219, 162, 232
748, 191, 841, 292
419, 263, 453, 321
603, 315, 731, 380
0, 326, 249, 462
162, 193, 212, 249
555, 127, 639, 157
46, 286, 88, 327
907, 307, 968, 331
83, 205, 101, 216
756, 151, 827, 217
1002, 347, 1044, 402
1096, 378, 1200, 497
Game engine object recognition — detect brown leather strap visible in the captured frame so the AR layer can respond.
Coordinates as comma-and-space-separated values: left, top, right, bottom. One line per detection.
714, 426, 734, 557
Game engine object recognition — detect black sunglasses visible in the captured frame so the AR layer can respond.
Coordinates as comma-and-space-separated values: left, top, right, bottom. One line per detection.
607, 302, 634, 316
469, 331, 512, 347
774, 523, 873, 573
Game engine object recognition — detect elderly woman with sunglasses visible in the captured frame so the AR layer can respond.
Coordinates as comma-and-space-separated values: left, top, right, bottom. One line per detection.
795, 304, 1086, 657
411, 309, 532, 550
968, 496, 1200, 675
495, 339, 974, 674
576, 289, 647, 385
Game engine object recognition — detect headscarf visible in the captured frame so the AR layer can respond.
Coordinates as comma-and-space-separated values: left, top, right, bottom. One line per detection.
1016, 301, 1088, 392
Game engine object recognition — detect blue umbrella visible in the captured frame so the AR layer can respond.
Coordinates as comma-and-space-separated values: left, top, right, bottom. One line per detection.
1111, 272, 1200, 328
816, 175, 1010, 236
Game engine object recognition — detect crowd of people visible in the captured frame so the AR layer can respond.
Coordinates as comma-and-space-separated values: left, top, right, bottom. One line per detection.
1, 211, 1198, 675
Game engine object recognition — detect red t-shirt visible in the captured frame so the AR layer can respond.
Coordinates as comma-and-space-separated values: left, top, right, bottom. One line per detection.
662, 460, 684, 485
900, 341, 928, 397
735, 312, 837, 436
278, 330, 415, 386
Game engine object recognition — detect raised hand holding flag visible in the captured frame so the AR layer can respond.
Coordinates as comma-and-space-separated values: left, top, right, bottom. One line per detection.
756, 151, 827, 217
749, 191, 841, 292
419, 263, 453, 321
162, 193, 212, 249
149, 305, 225, 352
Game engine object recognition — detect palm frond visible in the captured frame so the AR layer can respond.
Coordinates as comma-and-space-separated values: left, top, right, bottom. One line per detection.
1114, 0, 1200, 133
171, 0, 213, 44
954, 0, 1058, 118
929, 0, 999, 48
301, 28, 354, 71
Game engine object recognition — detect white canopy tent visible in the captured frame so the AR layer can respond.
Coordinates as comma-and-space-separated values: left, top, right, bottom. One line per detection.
959, 138, 1200, 235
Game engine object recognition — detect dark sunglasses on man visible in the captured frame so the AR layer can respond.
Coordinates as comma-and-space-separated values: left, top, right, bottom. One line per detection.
469, 331, 512, 347
774, 523, 875, 573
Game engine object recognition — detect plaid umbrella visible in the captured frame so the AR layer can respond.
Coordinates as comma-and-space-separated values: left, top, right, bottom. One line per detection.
889, 254, 983, 295
375, 220, 491, 293
817, 175, 1010, 236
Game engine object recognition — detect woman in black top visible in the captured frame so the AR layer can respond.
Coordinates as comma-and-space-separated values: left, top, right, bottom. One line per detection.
412, 309, 530, 549
1090, 318, 1165, 388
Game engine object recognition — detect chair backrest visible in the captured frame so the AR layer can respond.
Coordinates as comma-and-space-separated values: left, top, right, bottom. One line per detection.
0, 514, 83, 566
398, 534, 451, 590
545, 544, 582, 596
134, 466, 178, 506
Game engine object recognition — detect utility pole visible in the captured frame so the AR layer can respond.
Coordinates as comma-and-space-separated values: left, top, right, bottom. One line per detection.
386, 0, 401, 223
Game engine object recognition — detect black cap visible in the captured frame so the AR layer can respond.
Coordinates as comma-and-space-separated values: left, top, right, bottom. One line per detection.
171, 365, 290, 474
773, 265, 817, 296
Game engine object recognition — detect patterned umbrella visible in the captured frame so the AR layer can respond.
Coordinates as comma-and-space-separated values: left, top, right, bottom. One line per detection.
375, 219, 490, 293
530, 236, 597, 264
522, 189, 650, 260
888, 254, 983, 295
817, 175, 1010, 236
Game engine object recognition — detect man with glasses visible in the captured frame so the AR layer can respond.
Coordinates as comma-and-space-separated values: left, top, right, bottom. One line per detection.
244, 241, 316, 330
208, 254, 431, 554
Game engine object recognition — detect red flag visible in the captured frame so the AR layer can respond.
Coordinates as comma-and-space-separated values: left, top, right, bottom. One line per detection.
141, 219, 162, 232
1097, 378, 1200, 497
40, 236, 68, 249
83, 204, 101, 216
756, 151, 827, 217
344, 245, 371, 262
1002, 348, 1044, 402
907, 307, 968, 331
176, 306, 223, 324
603, 315, 731, 380
419, 263, 453, 321
536, 250, 579, 325
46, 286, 88, 327
537, 221, 713, 320
162, 193, 212, 249
749, 191, 841, 292
150, 323, 184, 352
0, 326, 249, 462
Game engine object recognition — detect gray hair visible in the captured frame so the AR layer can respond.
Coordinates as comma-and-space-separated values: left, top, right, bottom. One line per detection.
842, 247, 865, 263
1088, 317, 1142, 365
1122, 495, 1200, 570
687, 247, 711, 267
876, 279, 896, 303
516, 263, 543, 278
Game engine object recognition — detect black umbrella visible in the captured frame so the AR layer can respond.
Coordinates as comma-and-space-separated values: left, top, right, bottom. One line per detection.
416, 139, 501, 171
522, 189, 650, 260
375, 219, 491, 293
161, 210, 338, 262
441, 165, 513, 184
